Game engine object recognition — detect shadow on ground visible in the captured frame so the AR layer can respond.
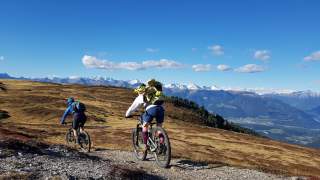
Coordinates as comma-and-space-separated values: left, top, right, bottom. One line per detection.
172, 159, 225, 170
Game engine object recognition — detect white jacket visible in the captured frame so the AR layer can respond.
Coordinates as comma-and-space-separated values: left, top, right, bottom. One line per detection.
125, 94, 145, 117
125, 94, 160, 117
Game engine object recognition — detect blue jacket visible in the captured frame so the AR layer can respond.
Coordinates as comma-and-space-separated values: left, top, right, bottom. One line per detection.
60, 102, 74, 124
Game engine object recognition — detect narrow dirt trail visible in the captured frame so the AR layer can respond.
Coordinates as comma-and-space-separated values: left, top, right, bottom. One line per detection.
91, 149, 297, 180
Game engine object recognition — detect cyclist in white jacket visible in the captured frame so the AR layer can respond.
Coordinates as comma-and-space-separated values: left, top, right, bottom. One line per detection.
125, 80, 165, 152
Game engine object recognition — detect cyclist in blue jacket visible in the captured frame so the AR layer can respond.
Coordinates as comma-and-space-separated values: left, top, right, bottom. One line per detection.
60, 97, 87, 144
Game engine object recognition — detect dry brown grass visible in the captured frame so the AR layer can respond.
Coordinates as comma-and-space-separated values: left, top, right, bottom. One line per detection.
0, 79, 320, 177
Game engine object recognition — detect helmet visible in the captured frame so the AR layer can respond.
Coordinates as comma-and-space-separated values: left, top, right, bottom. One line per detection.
67, 97, 74, 104
147, 79, 162, 91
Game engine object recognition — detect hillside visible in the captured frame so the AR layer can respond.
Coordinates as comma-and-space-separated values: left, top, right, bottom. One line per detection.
2, 73, 320, 147
0, 79, 320, 178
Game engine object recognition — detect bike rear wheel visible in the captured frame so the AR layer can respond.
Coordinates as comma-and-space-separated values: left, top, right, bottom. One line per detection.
152, 126, 171, 168
132, 127, 147, 160
79, 131, 91, 153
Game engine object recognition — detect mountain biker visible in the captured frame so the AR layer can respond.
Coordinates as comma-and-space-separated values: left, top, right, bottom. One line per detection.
60, 97, 87, 144
126, 79, 165, 152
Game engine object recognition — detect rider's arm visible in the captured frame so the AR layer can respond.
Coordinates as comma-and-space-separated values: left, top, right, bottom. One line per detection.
60, 106, 72, 124
125, 94, 145, 117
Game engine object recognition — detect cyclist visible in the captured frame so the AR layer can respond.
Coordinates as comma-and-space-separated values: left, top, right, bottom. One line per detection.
60, 97, 87, 144
126, 79, 165, 152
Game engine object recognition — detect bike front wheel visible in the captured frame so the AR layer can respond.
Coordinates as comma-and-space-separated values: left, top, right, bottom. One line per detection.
132, 127, 147, 160
152, 126, 171, 168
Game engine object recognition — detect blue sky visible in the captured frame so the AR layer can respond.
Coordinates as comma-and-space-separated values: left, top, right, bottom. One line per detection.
0, 0, 320, 91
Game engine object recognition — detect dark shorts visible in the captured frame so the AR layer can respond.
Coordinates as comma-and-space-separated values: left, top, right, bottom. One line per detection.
72, 112, 87, 130
142, 105, 165, 124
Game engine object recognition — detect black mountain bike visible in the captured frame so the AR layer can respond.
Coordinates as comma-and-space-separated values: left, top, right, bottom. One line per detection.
131, 116, 171, 168
65, 124, 91, 153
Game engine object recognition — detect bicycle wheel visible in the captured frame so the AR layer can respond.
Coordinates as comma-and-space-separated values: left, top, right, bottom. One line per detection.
65, 129, 75, 145
152, 126, 171, 168
79, 131, 91, 153
132, 127, 147, 160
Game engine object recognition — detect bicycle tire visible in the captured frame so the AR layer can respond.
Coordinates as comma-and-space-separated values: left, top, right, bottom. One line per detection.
132, 127, 147, 160
79, 131, 91, 153
152, 126, 171, 168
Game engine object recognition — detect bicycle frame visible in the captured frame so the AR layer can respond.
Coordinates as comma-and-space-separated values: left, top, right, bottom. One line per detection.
137, 118, 158, 152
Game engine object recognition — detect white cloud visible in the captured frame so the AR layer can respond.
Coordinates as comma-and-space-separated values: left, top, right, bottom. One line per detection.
142, 60, 183, 69
235, 64, 266, 73
82, 55, 183, 71
192, 64, 212, 72
254, 50, 271, 61
216, 64, 232, 71
208, 45, 224, 56
304, 51, 320, 62
0, 56, 4, 61
146, 48, 159, 53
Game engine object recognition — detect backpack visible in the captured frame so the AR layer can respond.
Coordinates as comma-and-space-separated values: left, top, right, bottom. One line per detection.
72, 101, 86, 113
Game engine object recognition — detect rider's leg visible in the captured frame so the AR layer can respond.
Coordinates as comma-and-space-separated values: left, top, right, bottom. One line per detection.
79, 127, 84, 133
73, 113, 80, 144
142, 111, 153, 150
155, 106, 165, 144
156, 123, 164, 144
72, 128, 78, 143
79, 112, 87, 134
142, 123, 149, 145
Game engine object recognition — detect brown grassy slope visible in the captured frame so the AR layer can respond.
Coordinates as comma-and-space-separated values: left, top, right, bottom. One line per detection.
0, 79, 319, 177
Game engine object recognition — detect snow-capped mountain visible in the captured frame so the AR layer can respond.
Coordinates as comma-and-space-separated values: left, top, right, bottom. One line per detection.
283, 90, 320, 98
0, 73, 11, 79
165, 83, 220, 91
128, 79, 141, 85
187, 83, 201, 90
164, 83, 187, 90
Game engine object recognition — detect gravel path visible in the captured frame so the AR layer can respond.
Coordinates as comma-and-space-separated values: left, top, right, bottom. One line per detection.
92, 149, 303, 180
0, 139, 306, 180
0, 141, 152, 179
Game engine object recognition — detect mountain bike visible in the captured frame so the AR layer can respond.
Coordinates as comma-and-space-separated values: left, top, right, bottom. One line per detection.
65, 123, 91, 153
131, 115, 171, 168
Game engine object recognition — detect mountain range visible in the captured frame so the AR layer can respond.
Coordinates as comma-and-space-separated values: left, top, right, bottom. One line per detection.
1, 72, 320, 148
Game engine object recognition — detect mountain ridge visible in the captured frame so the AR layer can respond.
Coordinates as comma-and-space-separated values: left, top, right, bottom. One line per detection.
1, 72, 319, 95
